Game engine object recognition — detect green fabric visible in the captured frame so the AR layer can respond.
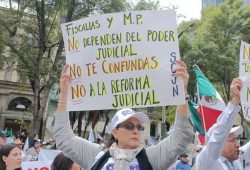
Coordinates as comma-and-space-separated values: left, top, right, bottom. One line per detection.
9, 128, 14, 142
4, 128, 8, 134
188, 100, 205, 135
9, 128, 14, 138
194, 66, 216, 97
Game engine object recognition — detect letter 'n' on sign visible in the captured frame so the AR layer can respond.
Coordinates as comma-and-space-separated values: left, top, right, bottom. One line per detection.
71, 82, 86, 101
70, 64, 82, 79
68, 37, 79, 52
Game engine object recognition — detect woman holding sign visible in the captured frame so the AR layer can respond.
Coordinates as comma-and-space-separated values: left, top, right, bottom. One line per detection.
52, 60, 194, 170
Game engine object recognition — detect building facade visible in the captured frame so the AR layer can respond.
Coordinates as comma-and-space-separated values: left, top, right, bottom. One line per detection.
0, 80, 33, 133
202, 0, 224, 8
202, 0, 249, 8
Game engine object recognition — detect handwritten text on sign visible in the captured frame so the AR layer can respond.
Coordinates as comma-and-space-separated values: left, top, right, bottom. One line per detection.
239, 41, 250, 121
61, 10, 185, 111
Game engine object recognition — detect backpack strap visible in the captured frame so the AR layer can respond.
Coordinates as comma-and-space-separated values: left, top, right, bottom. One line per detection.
136, 149, 153, 170
90, 150, 111, 170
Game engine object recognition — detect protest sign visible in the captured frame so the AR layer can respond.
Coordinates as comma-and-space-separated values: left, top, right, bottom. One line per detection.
22, 161, 52, 170
239, 41, 250, 121
61, 10, 185, 111
38, 149, 61, 161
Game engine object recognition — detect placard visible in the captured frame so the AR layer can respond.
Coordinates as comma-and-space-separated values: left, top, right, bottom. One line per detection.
61, 10, 185, 111
239, 41, 250, 121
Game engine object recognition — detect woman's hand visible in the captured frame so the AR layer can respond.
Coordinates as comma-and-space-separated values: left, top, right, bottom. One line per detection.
173, 60, 189, 116
57, 64, 71, 112
172, 60, 189, 96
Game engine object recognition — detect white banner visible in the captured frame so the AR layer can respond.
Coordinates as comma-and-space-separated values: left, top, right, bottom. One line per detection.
61, 10, 185, 111
239, 41, 250, 121
23, 148, 61, 162
21, 161, 52, 170
38, 149, 61, 162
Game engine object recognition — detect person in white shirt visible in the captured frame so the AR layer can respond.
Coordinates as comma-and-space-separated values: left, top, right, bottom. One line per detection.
240, 140, 250, 170
196, 77, 244, 170
0, 131, 7, 149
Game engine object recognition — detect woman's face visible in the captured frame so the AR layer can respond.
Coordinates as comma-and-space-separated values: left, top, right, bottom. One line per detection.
70, 162, 81, 170
112, 117, 143, 149
2, 147, 22, 169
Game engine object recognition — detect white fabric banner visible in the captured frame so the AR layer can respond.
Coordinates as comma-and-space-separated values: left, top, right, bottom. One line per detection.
38, 149, 62, 161
23, 137, 29, 153
61, 10, 185, 111
23, 148, 61, 162
21, 161, 52, 170
239, 41, 250, 121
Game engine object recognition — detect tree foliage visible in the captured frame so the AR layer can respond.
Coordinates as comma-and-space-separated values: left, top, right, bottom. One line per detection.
179, 0, 250, 125
0, 0, 163, 136
179, 0, 250, 102
133, 0, 160, 10
0, 0, 134, 136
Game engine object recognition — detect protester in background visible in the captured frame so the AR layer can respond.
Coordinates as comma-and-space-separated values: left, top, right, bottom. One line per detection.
240, 139, 250, 169
0, 144, 22, 170
52, 60, 195, 170
167, 159, 178, 170
34, 140, 42, 153
14, 138, 23, 150
25, 140, 42, 161
0, 131, 7, 149
188, 144, 203, 169
175, 153, 191, 170
97, 138, 105, 147
19, 132, 27, 145
29, 133, 39, 148
51, 153, 80, 170
196, 77, 244, 170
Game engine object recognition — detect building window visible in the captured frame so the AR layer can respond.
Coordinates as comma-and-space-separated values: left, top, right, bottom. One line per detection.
8, 97, 32, 111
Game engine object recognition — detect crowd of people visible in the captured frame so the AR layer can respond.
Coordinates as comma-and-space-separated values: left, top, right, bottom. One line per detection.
0, 60, 249, 170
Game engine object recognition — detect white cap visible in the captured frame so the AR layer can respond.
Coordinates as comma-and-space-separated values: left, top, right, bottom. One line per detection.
206, 125, 243, 142
230, 126, 243, 137
111, 108, 149, 129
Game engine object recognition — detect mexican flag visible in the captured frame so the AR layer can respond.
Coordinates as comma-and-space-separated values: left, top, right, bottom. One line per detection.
190, 65, 226, 145
188, 100, 205, 135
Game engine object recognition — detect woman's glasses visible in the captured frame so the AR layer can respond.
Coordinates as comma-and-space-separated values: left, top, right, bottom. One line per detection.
117, 123, 145, 131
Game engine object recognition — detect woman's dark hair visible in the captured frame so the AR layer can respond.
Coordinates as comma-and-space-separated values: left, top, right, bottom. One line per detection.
106, 134, 117, 148
51, 153, 74, 170
0, 144, 22, 170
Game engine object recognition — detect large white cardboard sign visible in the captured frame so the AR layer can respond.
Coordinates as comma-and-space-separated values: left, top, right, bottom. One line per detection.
239, 41, 250, 121
61, 10, 185, 111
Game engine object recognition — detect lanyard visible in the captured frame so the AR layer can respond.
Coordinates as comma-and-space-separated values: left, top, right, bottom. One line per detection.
224, 160, 241, 170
